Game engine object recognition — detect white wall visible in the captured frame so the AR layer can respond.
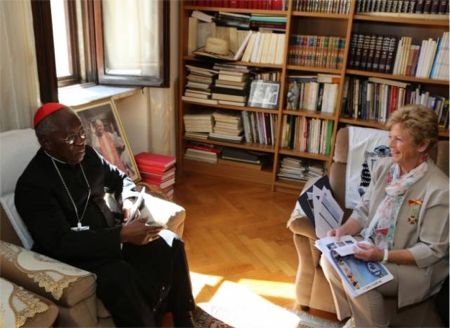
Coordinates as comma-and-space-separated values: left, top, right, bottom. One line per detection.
115, 1, 179, 157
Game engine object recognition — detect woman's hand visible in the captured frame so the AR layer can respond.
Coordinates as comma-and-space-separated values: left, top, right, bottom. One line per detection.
353, 242, 384, 262
327, 227, 344, 239
327, 218, 363, 240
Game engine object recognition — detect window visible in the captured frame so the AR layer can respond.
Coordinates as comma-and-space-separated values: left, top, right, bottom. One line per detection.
94, 0, 169, 86
50, 0, 80, 85
32, 0, 169, 102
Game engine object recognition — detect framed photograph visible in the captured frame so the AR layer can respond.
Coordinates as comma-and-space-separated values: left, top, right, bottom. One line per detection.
73, 99, 141, 182
247, 80, 280, 109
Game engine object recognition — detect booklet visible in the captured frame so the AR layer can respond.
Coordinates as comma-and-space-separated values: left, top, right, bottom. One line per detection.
297, 175, 343, 237
315, 236, 393, 298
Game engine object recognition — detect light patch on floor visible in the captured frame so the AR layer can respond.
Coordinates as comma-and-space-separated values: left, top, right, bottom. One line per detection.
237, 278, 296, 300
198, 281, 300, 328
190, 272, 223, 299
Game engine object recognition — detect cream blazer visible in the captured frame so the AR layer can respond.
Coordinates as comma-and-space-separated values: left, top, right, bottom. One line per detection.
352, 158, 449, 308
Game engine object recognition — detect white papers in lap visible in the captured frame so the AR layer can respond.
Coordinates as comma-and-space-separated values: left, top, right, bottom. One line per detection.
315, 236, 393, 298
310, 185, 343, 238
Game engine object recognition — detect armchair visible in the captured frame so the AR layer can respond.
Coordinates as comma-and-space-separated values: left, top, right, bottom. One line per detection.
288, 127, 448, 326
0, 129, 186, 327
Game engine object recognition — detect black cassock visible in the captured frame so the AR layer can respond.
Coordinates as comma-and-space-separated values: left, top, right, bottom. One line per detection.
15, 146, 194, 327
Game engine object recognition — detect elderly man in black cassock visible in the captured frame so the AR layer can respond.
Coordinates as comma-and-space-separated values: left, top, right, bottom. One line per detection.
15, 103, 196, 327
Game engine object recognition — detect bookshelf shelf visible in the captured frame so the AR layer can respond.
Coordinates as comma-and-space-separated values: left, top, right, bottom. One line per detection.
183, 5, 288, 15
279, 148, 330, 161
339, 117, 385, 129
178, 0, 449, 192
287, 65, 342, 74
184, 136, 276, 153
339, 118, 449, 138
284, 110, 336, 120
439, 129, 449, 138
183, 100, 280, 114
184, 56, 284, 69
346, 69, 449, 86
353, 14, 449, 27
292, 11, 350, 19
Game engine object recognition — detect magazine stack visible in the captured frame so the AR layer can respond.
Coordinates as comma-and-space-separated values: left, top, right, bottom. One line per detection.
183, 111, 214, 140
134, 152, 176, 200
209, 111, 244, 143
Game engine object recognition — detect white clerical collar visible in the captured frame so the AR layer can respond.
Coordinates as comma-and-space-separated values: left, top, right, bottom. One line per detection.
44, 151, 67, 164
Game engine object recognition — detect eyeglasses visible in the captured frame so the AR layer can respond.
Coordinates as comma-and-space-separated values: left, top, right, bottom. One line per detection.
62, 130, 86, 145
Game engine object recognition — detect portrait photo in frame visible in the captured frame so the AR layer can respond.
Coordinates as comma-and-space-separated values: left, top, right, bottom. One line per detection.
73, 99, 141, 182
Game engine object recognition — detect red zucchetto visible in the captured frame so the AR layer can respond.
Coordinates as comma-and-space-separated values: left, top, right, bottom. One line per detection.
34, 103, 67, 127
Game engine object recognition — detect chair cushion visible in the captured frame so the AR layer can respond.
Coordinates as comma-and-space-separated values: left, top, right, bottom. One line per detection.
345, 126, 389, 209
0, 193, 33, 249
0, 277, 58, 328
0, 129, 39, 197
0, 241, 96, 307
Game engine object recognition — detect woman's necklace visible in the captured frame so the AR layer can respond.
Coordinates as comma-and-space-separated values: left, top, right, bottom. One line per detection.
51, 158, 91, 231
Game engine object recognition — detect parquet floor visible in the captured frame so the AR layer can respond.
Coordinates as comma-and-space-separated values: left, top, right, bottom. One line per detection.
173, 172, 300, 310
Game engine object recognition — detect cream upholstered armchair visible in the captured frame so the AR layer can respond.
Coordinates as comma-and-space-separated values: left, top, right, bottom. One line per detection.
0, 129, 186, 327
288, 127, 449, 326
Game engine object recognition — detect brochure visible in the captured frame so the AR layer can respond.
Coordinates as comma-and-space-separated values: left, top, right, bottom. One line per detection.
297, 175, 343, 237
315, 236, 393, 298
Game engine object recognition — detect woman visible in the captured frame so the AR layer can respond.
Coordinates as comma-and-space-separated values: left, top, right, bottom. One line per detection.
322, 105, 449, 327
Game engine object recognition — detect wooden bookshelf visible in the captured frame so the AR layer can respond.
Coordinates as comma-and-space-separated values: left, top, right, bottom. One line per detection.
178, 0, 450, 193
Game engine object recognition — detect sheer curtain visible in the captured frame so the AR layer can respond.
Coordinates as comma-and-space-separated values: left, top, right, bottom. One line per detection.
102, 0, 160, 77
145, 2, 178, 156
0, 0, 40, 132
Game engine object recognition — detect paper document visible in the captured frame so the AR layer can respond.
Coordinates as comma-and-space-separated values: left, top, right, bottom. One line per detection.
297, 175, 343, 237
315, 236, 393, 297
305, 182, 343, 238
125, 187, 146, 225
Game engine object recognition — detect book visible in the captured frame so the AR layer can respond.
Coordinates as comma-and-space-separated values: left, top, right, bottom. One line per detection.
297, 175, 333, 228
182, 96, 219, 105
135, 152, 176, 171
315, 236, 394, 298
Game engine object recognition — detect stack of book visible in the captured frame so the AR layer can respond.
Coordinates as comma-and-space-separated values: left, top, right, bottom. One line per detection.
295, 0, 351, 13
182, 64, 219, 105
211, 64, 250, 106
183, 112, 214, 140
277, 157, 306, 181
241, 31, 286, 65
304, 162, 326, 180
285, 74, 340, 114
184, 142, 221, 164
220, 147, 269, 166
289, 35, 346, 69
134, 152, 176, 200
209, 111, 244, 143
277, 157, 325, 182
188, 0, 286, 10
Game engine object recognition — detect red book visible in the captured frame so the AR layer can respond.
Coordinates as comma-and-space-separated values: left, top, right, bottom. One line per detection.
141, 167, 176, 181
186, 144, 221, 154
135, 152, 176, 171
142, 176, 175, 189
137, 162, 170, 175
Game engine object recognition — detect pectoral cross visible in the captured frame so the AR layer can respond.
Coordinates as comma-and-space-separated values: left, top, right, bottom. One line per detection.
71, 222, 90, 231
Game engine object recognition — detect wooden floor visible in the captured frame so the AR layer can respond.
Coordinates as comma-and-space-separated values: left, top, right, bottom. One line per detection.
173, 172, 300, 309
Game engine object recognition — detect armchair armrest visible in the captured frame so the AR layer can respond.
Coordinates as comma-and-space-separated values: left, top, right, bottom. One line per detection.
288, 216, 317, 240
0, 241, 96, 307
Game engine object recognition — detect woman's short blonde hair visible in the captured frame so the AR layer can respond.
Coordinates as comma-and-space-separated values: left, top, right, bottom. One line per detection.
386, 105, 439, 152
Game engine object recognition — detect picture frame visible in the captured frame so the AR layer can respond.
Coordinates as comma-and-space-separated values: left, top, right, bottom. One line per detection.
73, 99, 141, 182
247, 80, 280, 109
